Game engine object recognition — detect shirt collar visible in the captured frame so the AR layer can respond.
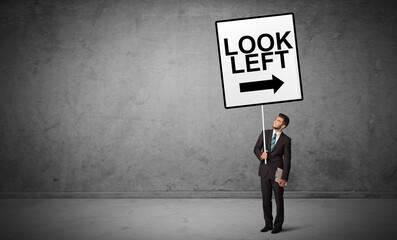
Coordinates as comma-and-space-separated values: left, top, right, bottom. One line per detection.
272, 129, 282, 137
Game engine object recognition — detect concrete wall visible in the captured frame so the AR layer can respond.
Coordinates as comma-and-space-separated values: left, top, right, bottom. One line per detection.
1, 0, 396, 193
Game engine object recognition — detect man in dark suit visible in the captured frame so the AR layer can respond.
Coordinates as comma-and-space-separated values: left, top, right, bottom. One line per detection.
254, 113, 291, 234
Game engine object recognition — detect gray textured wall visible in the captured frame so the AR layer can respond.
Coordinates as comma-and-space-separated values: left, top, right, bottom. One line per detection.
1, 0, 396, 193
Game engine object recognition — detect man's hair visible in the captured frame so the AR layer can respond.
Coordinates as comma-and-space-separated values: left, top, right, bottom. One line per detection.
278, 113, 290, 128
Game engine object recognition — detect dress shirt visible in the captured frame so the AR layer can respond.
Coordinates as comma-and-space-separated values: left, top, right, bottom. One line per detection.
272, 129, 282, 146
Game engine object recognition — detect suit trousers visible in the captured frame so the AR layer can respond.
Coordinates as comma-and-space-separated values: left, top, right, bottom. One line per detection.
261, 176, 284, 228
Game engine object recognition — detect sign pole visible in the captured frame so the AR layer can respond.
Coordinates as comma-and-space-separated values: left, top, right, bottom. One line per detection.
261, 105, 267, 164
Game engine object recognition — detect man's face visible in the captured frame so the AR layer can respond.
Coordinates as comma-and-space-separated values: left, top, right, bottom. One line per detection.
273, 117, 285, 130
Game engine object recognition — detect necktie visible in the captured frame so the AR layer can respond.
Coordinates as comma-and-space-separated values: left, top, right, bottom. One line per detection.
270, 133, 277, 151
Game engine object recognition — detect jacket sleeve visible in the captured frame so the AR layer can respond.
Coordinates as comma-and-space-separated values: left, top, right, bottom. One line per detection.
281, 138, 291, 181
253, 131, 264, 162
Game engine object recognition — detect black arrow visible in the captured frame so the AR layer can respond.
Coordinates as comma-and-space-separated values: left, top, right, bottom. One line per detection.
239, 75, 284, 93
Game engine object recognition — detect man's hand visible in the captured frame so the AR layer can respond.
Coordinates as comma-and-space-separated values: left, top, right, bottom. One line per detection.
261, 150, 268, 160
278, 179, 286, 187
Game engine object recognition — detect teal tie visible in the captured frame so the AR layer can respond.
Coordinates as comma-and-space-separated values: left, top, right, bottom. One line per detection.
270, 133, 277, 151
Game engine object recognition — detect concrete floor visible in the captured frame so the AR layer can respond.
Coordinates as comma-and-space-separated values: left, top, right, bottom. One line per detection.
1, 198, 396, 240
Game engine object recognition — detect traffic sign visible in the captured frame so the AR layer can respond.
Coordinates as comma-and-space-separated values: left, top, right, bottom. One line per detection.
216, 13, 303, 108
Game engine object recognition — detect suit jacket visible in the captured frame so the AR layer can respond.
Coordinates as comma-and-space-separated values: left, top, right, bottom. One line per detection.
254, 130, 291, 181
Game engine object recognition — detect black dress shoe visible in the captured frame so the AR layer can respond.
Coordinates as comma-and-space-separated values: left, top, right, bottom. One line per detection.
271, 226, 282, 234
260, 226, 273, 232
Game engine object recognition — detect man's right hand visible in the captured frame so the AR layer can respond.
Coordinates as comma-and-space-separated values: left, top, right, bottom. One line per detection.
261, 150, 268, 160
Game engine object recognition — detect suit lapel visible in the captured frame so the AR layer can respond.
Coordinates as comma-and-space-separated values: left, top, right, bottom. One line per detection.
265, 130, 272, 151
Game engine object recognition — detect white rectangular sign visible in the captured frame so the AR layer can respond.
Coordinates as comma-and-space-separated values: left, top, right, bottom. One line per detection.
216, 13, 303, 108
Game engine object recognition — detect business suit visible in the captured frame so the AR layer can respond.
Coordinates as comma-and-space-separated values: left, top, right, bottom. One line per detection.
254, 129, 291, 229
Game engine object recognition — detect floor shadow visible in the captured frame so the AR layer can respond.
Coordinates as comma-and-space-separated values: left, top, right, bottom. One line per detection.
281, 225, 309, 232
